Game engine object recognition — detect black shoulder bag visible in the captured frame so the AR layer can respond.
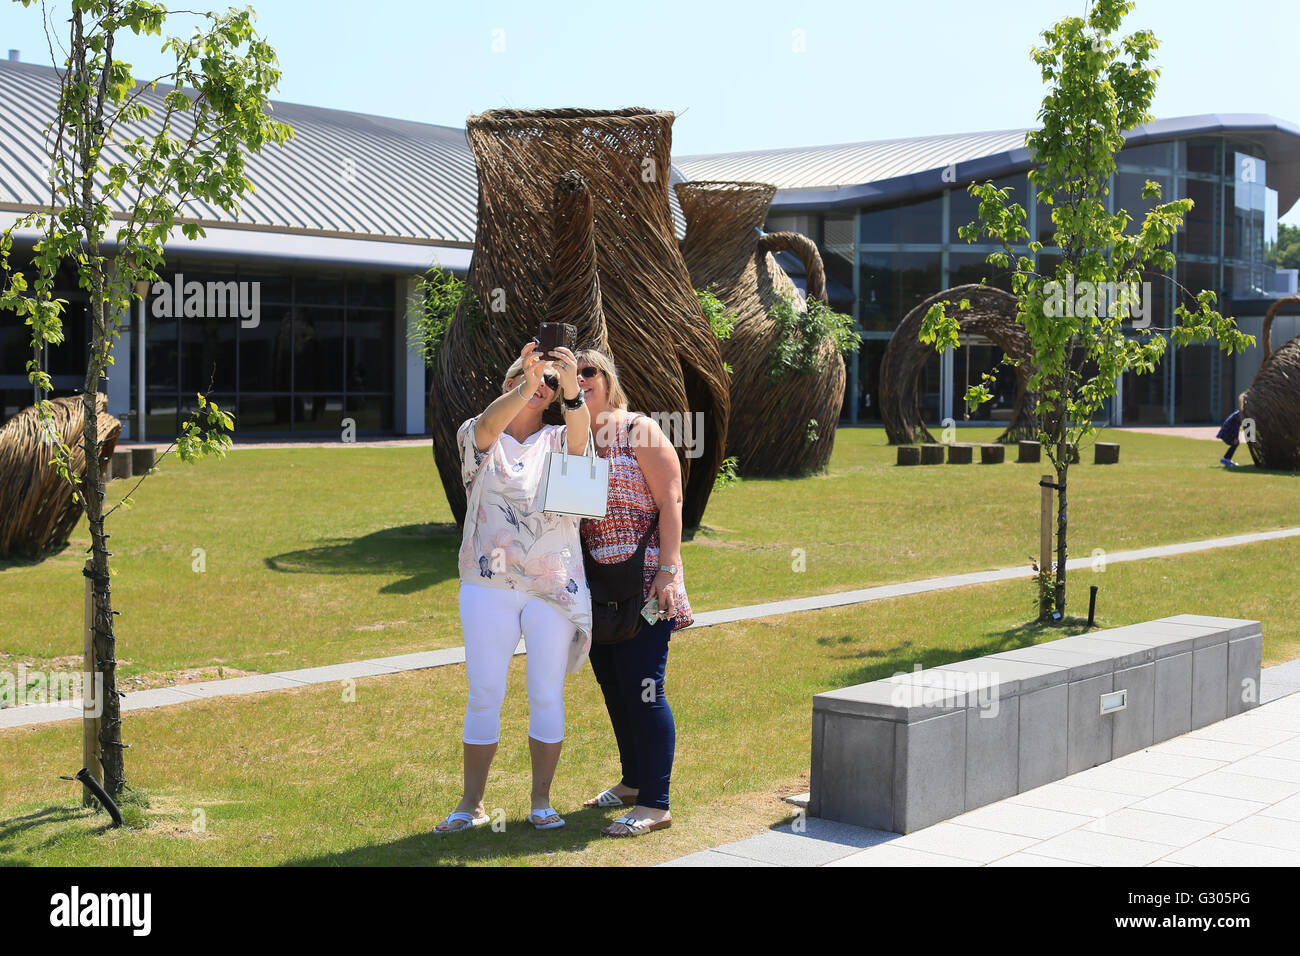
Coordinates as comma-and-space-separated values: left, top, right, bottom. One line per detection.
582, 517, 658, 645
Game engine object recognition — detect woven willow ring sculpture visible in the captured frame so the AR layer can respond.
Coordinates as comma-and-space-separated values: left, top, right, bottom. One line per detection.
880, 284, 1038, 445
1242, 294, 1300, 471
675, 180, 845, 476
0, 394, 121, 559
429, 108, 730, 528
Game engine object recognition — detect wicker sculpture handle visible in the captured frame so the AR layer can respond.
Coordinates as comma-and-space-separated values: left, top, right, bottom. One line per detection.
757, 231, 827, 304
1260, 293, 1300, 365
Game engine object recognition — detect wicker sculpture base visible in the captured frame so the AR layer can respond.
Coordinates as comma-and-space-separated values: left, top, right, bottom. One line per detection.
1243, 295, 1300, 471
880, 285, 1038, 446
0, 394, 120, 559
675, 181, 844, 476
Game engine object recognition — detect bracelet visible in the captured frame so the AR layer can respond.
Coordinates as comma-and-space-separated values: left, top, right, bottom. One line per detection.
657, 564, 679, 575
515, 382, 536, 401
562, 391, 585, 410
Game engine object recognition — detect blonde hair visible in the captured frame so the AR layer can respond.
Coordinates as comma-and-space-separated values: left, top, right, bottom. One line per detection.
574, 348, 629, 409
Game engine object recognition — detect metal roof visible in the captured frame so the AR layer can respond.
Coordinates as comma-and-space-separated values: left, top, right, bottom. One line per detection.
0, 59, 690, 259
678, 114, 1300, 215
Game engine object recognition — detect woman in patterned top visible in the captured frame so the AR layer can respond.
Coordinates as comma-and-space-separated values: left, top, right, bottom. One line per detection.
434, 340, 592, 834
575, 348, 693, 837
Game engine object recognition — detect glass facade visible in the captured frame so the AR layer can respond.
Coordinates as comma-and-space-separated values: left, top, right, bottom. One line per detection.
767, 136, 1282, 427
1, 260, 400, 437
141, 264, 397, 440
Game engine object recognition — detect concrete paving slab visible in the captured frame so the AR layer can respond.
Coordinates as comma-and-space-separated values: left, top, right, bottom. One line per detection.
1259, 792, 1300, 822
659, 849, 779, 867
1057, 764, 1185, 798
1153, 736, 1262, 762
1214, 815, 1300, 853
985, 852, 1094, 866
1008, 782, 1139, 817
1026, 829, 1172, 866
1080, 808, 1222, 847
1162, 836, 1300, 866
948, 801, 1094, 840
887, 822, 1039, 863
827, 844, 978, 867
710, 822, 893, 867
1131, 788, 1266, 825
1105, 749, 1226, 779
1178, 770, 1300, 804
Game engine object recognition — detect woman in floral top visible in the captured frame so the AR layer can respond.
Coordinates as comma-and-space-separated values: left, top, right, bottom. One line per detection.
435, 341, 592, 834
575, 348, 693, 838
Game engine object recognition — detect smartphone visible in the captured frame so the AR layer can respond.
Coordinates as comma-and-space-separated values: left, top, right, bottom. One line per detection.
537, 322, 576, 358
641, 596, 661, 625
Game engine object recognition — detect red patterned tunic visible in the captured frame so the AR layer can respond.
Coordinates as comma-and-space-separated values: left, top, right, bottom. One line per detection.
580, 412, 693, 630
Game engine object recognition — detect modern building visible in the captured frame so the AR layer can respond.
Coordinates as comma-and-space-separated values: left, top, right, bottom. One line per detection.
3, 54, 1298, 439
679, 118, 1300, 427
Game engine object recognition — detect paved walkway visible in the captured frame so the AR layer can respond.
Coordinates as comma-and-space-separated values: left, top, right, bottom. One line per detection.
663, 661, 1300, 867
4, 524, 1299, 731
1116, 425, 1219, 441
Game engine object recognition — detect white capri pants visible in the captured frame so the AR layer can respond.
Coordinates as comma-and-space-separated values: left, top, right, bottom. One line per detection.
459, 583, 572, 745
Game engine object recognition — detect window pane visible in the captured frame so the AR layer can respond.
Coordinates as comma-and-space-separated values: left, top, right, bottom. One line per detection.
347, 310, 393, 394
240, 303, 294, 393
295, 394, 345, 433
1180, 178, 1218, 256
237, 394, 293, 433
860, 195, 942, 244
292, 308, 345, 393
345, 393, 393, 432
180, 312, 237, 392
857, 252, 942, 331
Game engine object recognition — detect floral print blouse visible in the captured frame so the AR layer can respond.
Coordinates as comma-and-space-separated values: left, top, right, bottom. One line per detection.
456, 416, 593, 669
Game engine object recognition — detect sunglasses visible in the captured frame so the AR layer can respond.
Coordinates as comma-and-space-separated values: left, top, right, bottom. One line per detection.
576, 366, 601, 379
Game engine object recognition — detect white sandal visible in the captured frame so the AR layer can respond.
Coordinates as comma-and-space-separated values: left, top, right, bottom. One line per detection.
529, 806, 566, 830
604, 814, 672, 838
434, 810, 490, 834
584, 787, 635, 808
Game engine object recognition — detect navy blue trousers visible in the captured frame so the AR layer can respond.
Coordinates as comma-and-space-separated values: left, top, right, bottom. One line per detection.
588, 617, 676, 810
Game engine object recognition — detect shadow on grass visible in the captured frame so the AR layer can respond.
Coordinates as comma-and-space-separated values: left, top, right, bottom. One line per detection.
264, 523, 460, 594
0, 804, 101, 864
829, 616, 1094, 688
281, 808, 618, 866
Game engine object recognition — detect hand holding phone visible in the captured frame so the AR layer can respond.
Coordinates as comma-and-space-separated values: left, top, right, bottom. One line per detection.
641, 595, 661, 625
537, 322, 576, 358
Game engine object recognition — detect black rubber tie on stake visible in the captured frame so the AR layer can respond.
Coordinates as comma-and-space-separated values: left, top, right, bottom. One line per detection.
65, 769, 124, 827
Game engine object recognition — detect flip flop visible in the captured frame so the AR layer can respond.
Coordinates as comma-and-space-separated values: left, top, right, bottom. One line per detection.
603, 814, 672, 838
434, 810, 490, 834
529, 807, 566, 830
583, 787, 636, 808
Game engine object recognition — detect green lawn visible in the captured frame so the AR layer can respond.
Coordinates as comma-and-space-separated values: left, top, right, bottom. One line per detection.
0, 428, 1295, 683
1, 534, 1297, 866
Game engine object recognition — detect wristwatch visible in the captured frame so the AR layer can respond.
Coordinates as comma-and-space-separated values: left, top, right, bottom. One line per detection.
657, 564, 679, 575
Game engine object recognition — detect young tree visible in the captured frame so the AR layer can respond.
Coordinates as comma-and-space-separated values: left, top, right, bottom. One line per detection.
0, 0, 292, 796
922, 0, 1252, 621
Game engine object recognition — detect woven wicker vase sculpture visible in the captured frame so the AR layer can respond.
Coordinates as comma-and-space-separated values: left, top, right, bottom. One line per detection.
675, 181, 844, 476
429, 108, 730, 529
1242, 294, 1300, 471
0, 394, 121, 560
880, 284, 1038, 445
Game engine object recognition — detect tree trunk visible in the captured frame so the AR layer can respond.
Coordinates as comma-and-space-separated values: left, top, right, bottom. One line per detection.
82, 289, 124, 796
1054, 460, 1068, 617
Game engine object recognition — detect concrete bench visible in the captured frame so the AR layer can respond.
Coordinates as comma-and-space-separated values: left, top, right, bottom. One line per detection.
809, 614, 1262, 834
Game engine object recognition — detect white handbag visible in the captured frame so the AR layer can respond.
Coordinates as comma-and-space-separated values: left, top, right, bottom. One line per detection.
538, 430, 609, 519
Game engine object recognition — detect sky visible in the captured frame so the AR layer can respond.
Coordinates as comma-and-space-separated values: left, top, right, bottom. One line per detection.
5, 0, 1300, 221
